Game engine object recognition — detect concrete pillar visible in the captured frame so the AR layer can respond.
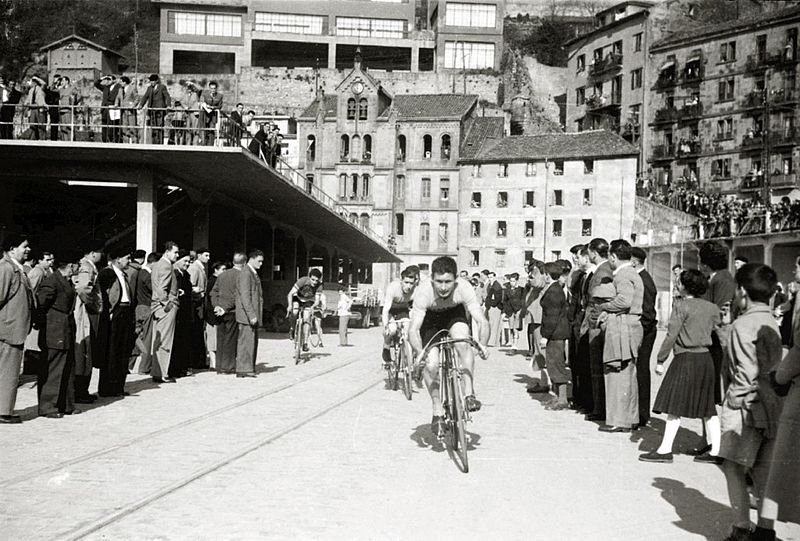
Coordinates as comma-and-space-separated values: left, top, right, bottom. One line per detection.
136, 174, 157, 252
327, 42, 336, 69
411, 45, 420, 72
764, 240, 775, 268
192, 204, 210, 250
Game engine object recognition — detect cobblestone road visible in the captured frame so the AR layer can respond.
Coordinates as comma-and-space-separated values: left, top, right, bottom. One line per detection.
2, 328, 799, 540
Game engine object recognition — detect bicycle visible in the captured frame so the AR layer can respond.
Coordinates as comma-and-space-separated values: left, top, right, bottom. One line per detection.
292, 306, 313, 365
308, 309, 324, 348
416, 330, 487, 473
386, 318, 413, 400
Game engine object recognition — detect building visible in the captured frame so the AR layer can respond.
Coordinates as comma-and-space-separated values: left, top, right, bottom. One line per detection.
564, 1, 654, 166
296, 52, 500, 288
151, 0, 503, 74
39, 34, 124, 82
645, 6, 800, 201
458, 130, 638, 273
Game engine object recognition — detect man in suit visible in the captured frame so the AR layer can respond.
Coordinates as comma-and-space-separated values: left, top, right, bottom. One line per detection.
97, 249, 135, 397
485, 271, 504, 347
125, 250, 144, 368
73, 246, 103, 404
211, 252, 245, 374
188, 248, 209, 369
94, 75, 121, 143
540, 262, 572, 409
36, 257, 78, 417
598, 240, 644, 433
582, 237, 614, 421
138, 74, 171, 144
134, 252, 158, 374
199, 80, 223, 146
0, 76, 23, 139
235, 250, 264, 378
151, 242, 180, 383
0, 235, 33, 423
631, 247, 658, 427
568, 245, 592, 413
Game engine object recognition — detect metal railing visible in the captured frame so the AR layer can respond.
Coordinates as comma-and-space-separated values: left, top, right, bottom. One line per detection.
0, 103, 394, 253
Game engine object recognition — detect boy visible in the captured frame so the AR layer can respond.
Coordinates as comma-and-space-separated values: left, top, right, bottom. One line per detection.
719, 263, 783, 541
539, 262, 571, 410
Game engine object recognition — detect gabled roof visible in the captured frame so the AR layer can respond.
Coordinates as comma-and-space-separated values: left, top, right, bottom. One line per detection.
652, 6, 800, 51
380, 94, 478, 121
298, 95, 338, 120
38, 34, 123, 57
460, 117, 505, 160
467, 130, 637, 163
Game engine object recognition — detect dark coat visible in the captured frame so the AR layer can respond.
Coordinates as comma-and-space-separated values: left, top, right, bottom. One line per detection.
568, 269, 586, 324
211, 267, 240, 314
236, 265, 263, 326
136, 267, 152, 308
485, 280, 504, 309
98, 266, 135, 313
502, 286, 525, 316
138, 83, 171, 109
639, 268, 658, 328
540, 282, 570, 340
36, 271, 76, 351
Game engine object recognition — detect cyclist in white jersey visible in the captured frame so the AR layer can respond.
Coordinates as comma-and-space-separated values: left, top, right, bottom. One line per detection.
408, 256, 489, 438
381, 265, 419, 367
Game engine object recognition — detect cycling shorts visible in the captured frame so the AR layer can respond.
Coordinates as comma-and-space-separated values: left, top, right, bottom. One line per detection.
293, 297, 315, 309
419, 305, 469, 347
388, 304, 410, 321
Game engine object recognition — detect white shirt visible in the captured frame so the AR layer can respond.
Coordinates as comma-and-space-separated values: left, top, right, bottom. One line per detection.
111, 265, 131, 303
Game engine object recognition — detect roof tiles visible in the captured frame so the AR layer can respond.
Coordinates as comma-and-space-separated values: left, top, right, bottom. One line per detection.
469, 130, 638, 162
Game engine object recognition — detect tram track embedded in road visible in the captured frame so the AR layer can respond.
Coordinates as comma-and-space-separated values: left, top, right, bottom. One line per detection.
58, 373, 384, 541
0, 357, 366, 488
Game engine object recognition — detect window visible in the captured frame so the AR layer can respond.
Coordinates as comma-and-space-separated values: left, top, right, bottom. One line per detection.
443, 41, 495, 69
524, 221, 534, 237
576, 118, 584, 132
712, 158, 732, 179
551, 250, 561, 260
445, 3, 496, 28
553, 190, 563, 206
441, 134, 452, 159
363, 134, 372, 160
552, 220, 563, 237
576, 87, 585, 105
471, 221, 481, 237
495, 250, 506, 268
716, 118, 733, 140
720, 41, 736, 62
423, 135, 432, 158
593, 47, 603, 64
336, 17, 405, 39
470, 250, 480, 266
306, 174, 314, 194
395, 213, 405, 235
634, 32, 643, 52
497, 221, 507, 237
583, 189, 593, 206
582, 219, 592, 237
358, 98, 368, 120
350, 135, 361, 163
497, 191, 508, 208
631, 68, 643, 89
553, 160, 564, 175
612, 40, 623, 55
756, 34, 767, 60
525, 250, 534, 263
168, 11, 242, 37
395, 175, 405, 200
420, 222, 430, 243
499, 163, 508, 177
718, 78, 735, 102
440, 178, 450, 201
360, 213, 370, 230
351, 174, 359, 199
340, 135, 350, 160
472, 164, 482, 177
783, 156, 794, 175
421, 177, 431, 198
577, 54, 585, 73
471, 192, 482, 208
593, 82, 603, 96
306, 135, 316, 161
526, 162, 537, 176
438, 223, 448, 244
347, 98, 356, 120
397, 135, 406, 162
524, 191, 535, 207
254, 12, 324, 35
339, 174, 347, 199
583, 159, 594, 174
362, 174, 370, 198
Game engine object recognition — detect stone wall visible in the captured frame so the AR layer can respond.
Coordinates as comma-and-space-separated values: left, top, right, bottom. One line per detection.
633, 196, 697, 243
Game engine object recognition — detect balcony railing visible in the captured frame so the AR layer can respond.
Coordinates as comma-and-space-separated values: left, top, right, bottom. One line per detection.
651, 144, 675, 160
585, 94, 622, 111
653, 107, 679, 124
653, 74, 678, 91
588, 53, 623, 77
745, 52, 779, 73
681, 64, 704, 85
771, 88, 797, 105
676, 139, 702, 158
771, 172, 798, 188
770, 129, 799, 147
742, 90, 766, 110
740, 173, 764, 192
678, 102, 703, 121
741, 133, 765, 149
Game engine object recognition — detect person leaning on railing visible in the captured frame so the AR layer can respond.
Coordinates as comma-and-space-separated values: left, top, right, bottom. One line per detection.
117, 76, 138, 144
24, 76, 48, 141
137, 74, 171, 145
56, 76, 80, 142
0, 76, 22, 140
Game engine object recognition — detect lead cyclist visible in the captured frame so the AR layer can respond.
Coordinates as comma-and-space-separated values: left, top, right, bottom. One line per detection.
408, 256, 489, 438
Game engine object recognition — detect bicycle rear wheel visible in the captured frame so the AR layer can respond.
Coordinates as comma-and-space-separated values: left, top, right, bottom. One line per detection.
399, 342, 413, 401
450, 362, 469, 473
386, 346, 399, 391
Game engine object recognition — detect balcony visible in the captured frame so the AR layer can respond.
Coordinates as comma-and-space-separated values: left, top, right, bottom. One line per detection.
588, 53, 623, 78
771, 172, 799, 188
771, 88, 798, 106
677, 101, 703, 122
651, 144, 675, 161
653, 107, 679, 126
770, 129, 799, 148
585, 94, 621, 112
742, 90, 766, 111
681, 63, 704, 85
653, 73, 678, 92
744, 52, 779, 74
621, 121, 641, 141
676, 139, 703, 158
740, 173, 764, 192
740, 133, 765, 150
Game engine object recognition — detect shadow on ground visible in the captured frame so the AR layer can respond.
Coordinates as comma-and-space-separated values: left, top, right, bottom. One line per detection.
652, 477, 729, 539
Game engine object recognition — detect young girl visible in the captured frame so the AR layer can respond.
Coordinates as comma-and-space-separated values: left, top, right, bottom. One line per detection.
639, 269, 721, 464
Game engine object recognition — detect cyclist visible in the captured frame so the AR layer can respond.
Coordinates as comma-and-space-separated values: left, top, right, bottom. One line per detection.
287, 268, 324, 352
381, 265, 420, 368
408, 256, 489, 438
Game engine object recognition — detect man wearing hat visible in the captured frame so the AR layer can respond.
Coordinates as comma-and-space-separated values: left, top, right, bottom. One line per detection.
138, 74, 171, 144
94, 75, 121, 143
97, 248, 135, 397
25, 76, 48, 140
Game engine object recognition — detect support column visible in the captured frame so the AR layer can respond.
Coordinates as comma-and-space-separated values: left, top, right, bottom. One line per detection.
192, 204, 210, 251
764, 239, 775, 268
327, 42, 336, 69
411, 44, 420, 72
136, 173, 157, 252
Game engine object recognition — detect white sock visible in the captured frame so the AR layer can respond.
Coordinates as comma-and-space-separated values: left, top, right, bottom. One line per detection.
657, 416, 681, 454
705, 416, 721, 455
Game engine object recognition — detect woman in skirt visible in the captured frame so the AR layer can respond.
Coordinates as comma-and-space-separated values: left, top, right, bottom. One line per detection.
639, 269, 722, 463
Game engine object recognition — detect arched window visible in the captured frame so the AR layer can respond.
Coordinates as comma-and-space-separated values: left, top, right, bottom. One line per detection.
397, 134, 406, 162
340, 135, 349, 161
339, 173, 348, 199
351, 174, 359, 199
306, 134, 316, 161
347, 98, 356, 120
423, 134, 432, 159
395, 174, 405, 200
360, 213, 370, 230
351, 135, 361, 163
441, 134, 451, 160
305, 174, 314, 194
349, 212, 358, 223
362, 174, 370, 198
363, 134, 372, 161
420, 222, 430, 244
359, 98, 368, 120
395, 213, 405, 235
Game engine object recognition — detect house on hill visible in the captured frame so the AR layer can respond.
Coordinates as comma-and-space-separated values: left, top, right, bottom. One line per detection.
39, 34, 124, 82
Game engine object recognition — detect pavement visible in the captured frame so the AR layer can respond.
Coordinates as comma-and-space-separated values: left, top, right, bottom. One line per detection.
1, 328, 799, 541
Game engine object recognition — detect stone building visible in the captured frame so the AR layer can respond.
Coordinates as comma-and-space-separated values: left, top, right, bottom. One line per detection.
39, 34, 123, 82
645, 6, 800, 200
458, 130, 638, 273
296, 53, 501, 288
151, 0, 503, 74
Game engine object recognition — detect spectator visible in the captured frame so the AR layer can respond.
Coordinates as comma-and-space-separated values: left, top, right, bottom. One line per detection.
118, 76, 139, 144
184, 81, 202, 146
539, 261, 571, 410
25, 76, 48, 140
97, 248, 135, 397
1, 76, 22, 139
337, 285, 353, 347
235, 250, 264, 378
169, 249, 193, 378
583, 238, 613, 422
205, 261, 227, 369
199, 80, 223, 146
502, 273, 524, 350
138, 74, 171, 144
631, 247, 657, 428
485, 271, 503, 347
211, 253, 245, 375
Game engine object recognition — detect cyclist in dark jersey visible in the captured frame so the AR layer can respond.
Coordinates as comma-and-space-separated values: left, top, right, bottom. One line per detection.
381, 265, 419, 367
287, 268, 323, 351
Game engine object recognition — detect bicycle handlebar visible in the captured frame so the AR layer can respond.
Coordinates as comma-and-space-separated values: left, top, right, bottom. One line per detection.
417, 333, 488, 364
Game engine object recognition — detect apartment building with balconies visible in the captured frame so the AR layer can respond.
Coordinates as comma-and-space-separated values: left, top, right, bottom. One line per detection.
645, 6, 800, 200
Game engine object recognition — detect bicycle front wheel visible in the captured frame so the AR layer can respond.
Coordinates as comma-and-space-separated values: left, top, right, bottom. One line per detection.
399, 342, 413, 401
293, 321, 303, 365
450, 364, 469, 472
